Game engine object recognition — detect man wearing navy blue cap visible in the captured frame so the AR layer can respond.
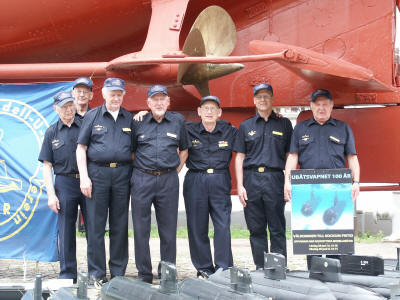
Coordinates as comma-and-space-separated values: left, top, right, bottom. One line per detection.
233, 83, 293, 268
284, 89, 360, 269
130, 84, 189, 284
76, 78, 133, 284
72, 77, 93, 119
184, 95, 237, 277
39, 91, 88, 283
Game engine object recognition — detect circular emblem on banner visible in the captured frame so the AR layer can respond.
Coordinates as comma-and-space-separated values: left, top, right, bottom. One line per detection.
0, 99, 49, 241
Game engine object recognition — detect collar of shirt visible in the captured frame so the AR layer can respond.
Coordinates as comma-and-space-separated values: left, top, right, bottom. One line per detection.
75, 105, 90, 118
101, 104, 124, 118
255, 111, 278, 122
199, 120, 223, 134
57, 116, 81, 130
307, 117, 337, 127
149, 110, 171, 123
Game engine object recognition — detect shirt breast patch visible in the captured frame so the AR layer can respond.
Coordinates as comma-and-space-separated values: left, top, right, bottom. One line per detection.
167, 132, 177, 139
192, 139, 200, 144
301, 134, 310, 141
218, 141, 229, 147
94, 125, 104, 131
122, 128, 131, 132
272, 130, 283, 136
329, 136, 340, 143
248, 130, 256, 136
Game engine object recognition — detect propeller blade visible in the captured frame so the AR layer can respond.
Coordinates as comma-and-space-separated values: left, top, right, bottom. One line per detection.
190, 5, 237, 56
194, 81, 210, 97
177, 6, 240, 96
177, 28, 206, 83
181, 63, 244, 85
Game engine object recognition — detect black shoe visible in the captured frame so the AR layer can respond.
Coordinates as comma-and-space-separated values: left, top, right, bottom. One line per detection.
137, 275, 152, 284
197, 270, 210, 279
88, 275, 108, 288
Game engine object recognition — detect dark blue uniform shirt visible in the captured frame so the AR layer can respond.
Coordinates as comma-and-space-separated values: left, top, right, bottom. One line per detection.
77, 104, 133, 163
132, 111, 189, 170
38, 116, 81, 175
186, 120, 237, 170
75, 106, 90, 119
233, 112, 293, 170
289, 117, 356, 169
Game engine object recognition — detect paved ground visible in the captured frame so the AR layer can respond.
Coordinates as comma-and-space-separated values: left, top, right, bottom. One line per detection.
0, 237, 399, 283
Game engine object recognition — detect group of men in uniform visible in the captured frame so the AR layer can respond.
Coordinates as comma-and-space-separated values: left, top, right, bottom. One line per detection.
39, 76, 360, 285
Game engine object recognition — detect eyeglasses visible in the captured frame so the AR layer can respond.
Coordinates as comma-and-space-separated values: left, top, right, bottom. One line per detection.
201, 106, 218, 112
75, 89, 90, 95
255, 95, 272, 100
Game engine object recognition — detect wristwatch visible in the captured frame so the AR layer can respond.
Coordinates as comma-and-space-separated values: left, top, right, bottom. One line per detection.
353, 180, 359, 184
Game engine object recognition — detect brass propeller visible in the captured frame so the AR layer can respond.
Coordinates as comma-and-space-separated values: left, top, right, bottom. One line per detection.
177, 5, 243, 96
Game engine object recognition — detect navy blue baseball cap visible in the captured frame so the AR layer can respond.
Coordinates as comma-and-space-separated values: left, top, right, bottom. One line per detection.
54, 91, 75, 107
311, 89, 332, 102
200, 95, 220, 107
148, 84, 168, 98
73, 77, 92, 90
253, 83, 273, 96
103, 78, 125, 91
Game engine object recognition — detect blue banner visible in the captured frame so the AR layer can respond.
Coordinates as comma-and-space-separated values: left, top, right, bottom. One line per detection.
0, 81, 74, 262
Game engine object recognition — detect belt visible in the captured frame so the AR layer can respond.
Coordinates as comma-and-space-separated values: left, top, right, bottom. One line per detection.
139, 168, 173, 176
189, 168, 228, 174
91, 161, 130, 168
245, 166, 282, 173
59, 173, 80, 178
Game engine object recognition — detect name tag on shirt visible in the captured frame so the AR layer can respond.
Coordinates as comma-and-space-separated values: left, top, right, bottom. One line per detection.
329, 136, 340, 143
122, 128, 131, 132
218, 141, 229, 147
272, 130, 283, 136
167, 132, 177, 139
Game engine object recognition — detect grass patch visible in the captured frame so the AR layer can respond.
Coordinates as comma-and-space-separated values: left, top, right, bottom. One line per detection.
78, 228, 384, 242
78, 227, 293, 239
355, 230, 385, 243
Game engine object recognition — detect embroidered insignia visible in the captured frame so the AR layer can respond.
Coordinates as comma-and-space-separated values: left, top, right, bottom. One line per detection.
301, 134, 309, 141
94, 125, 103, 131
51, 139, 59, 147
122, 128, 131, 132
192, 139, 200, 144
248, 130, 256, 136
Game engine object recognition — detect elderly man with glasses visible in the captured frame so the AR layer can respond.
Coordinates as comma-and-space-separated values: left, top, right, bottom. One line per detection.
234, 83, 293, 269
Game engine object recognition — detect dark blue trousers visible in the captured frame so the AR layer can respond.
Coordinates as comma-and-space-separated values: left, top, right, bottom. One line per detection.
243, 169, 286, 268
86, 163, 131, 279
130, 168, 179, 282
54, 175, 88, 279
183, 171, 233, 274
